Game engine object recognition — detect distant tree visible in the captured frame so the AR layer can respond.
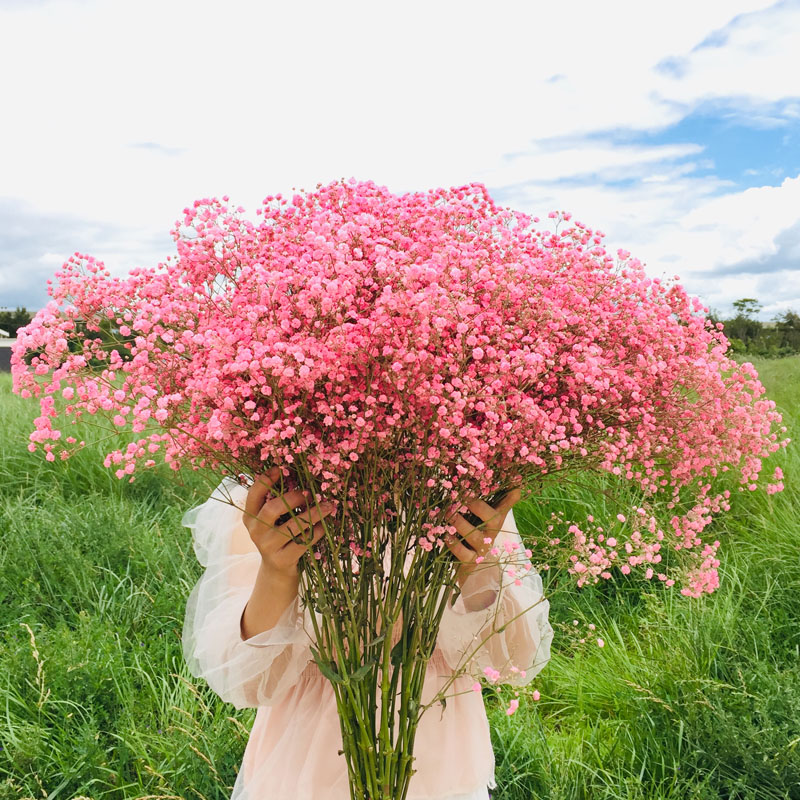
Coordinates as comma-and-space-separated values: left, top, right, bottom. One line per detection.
725, 298, 764, 351
774, 310, 800, 354
0, 306, 35, 337
732, 298, 762, 319
719, 300, 800, 358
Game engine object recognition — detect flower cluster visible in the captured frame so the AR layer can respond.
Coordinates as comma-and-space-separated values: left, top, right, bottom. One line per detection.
767, 466, 785, 495
568, 618, 606, 648
12, 179, 787, 594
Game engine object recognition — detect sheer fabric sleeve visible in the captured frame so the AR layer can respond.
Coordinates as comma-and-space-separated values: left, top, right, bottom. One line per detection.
437, 508, 554, 688
181, 477, 314, 709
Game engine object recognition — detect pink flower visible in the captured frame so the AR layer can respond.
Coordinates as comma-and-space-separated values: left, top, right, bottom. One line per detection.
483, 667, 501, 684
532, 690, 540, 701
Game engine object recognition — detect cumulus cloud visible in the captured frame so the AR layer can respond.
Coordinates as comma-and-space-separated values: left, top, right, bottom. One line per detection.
655, 0, 800, 108
711, 221, 800, 276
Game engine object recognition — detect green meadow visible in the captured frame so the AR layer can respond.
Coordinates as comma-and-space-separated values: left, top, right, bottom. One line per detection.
0, 358, 798, 800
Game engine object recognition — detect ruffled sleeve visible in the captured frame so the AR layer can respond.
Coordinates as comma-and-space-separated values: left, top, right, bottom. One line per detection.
181, 477, 314, 709
436, 508, 553, 687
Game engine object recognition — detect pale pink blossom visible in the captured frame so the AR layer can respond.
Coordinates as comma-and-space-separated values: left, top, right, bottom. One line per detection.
483, 667, 501, 684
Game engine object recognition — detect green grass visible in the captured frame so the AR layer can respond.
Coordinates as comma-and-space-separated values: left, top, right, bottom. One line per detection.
0, 358, 798, 799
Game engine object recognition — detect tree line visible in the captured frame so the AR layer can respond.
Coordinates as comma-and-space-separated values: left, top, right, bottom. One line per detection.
710, 299, 800, 358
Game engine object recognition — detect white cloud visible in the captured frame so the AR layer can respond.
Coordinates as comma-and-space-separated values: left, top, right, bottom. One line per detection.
38, 252, 69, 265
659, 1, 800, 108
0, 0, 784, 217
482, 142, 703, 187
682, 176, 800, 265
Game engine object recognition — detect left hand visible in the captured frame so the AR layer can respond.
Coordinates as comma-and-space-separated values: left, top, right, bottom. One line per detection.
444, 483, 522, 589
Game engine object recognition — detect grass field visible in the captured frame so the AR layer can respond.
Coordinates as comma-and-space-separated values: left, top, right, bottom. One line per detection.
0, 357, 798, 800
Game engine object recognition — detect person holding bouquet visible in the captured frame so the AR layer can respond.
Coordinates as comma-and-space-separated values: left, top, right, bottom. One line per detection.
182, 467, 554, 800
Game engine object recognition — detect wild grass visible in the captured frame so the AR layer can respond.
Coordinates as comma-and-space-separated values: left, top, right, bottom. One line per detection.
0, 357, 798, 799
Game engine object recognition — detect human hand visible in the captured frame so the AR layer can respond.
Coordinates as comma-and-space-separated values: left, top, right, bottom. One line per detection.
444, 482, 522, 589
242, 466, 336, 580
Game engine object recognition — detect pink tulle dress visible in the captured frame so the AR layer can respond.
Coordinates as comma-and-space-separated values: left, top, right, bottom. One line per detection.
182, 478, 553, 800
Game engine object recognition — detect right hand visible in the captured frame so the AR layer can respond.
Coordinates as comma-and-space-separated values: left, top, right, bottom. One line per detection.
242, 466, 336, 579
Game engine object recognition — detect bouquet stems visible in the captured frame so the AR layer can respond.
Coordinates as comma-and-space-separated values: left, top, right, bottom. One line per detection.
297, 474, 463, 800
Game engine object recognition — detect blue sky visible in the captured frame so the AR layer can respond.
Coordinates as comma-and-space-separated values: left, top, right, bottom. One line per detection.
627, 103, 800, 190
0, 0, 798, 320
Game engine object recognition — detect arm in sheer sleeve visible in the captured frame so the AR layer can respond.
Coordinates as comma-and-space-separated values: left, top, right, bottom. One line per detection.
436, 507, 554, 688
181, 477, 314, 709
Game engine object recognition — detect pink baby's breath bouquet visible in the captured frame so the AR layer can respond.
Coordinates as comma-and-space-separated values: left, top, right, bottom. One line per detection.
13, 179, 786, 800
